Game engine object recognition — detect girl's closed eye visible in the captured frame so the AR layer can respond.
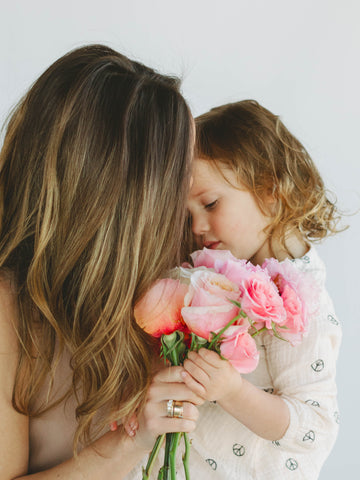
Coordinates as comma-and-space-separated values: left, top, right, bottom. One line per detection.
205, 199, 218, 210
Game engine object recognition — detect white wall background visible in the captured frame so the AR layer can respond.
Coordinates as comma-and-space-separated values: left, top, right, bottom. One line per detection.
1, 1, 359, 477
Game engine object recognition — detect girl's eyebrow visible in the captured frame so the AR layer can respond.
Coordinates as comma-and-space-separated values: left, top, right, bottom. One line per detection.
192, 189, 209, 198
191, 186, 217, 198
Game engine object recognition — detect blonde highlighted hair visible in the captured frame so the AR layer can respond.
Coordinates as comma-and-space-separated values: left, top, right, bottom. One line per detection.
195, 100, 343, 255
0, 45, 193, 448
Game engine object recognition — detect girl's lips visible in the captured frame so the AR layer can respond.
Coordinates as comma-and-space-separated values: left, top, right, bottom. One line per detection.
203, 241, 221, 250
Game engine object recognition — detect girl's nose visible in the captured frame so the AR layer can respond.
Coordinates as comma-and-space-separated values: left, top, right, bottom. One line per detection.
191, 213, 209, 236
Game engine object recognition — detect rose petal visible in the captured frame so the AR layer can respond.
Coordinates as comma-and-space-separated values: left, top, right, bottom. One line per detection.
134, 279, 188, 337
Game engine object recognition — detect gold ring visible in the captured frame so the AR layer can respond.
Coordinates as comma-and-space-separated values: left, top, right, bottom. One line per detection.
166, 399, 174, 417
173, 401, 183, 418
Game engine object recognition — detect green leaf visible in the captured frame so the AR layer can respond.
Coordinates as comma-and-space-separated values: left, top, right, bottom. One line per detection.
189, 333, 208, 352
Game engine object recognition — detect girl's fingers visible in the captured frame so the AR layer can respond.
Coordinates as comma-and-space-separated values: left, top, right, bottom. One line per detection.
183, 357, 209, 385
180, 370, 207, 398
198, 348, 224, 367
187, 350, 221, 371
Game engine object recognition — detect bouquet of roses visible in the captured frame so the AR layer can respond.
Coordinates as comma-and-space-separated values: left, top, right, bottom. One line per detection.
134, 248, 312, 480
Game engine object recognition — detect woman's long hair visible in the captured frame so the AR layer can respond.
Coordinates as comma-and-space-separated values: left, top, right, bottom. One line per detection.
0, 44, 193, 448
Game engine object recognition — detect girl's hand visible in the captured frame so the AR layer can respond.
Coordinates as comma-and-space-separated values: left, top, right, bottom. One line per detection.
182, 348, 243, 403
131, 365, 204, 453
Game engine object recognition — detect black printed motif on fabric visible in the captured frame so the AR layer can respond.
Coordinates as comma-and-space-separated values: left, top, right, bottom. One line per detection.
286, 458, 298, 471
291, 255, 310, 264
305, 399, 320, 407
328, 314, 339, 326
206, 459, 217, 470
311, 359, 324, 372
303, 430, 315, 442
272, 440, 280, 447
232, 444, 245, 457
263, 387, 274, 394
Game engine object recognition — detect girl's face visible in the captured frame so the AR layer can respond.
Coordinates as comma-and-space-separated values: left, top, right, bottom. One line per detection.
187, 159, 274, 265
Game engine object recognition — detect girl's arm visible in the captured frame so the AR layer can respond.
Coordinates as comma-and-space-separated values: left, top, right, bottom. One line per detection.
182, 348, 289, 441
0, 280, 203, 480
183, 282, 341, 448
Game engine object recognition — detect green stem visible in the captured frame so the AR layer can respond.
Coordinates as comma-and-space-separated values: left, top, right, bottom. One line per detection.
143, 434, 165, 479
170, 348, 179, 366
169, 432, 181, 479
208, 313, 242, 349
251, 326, 267, 337
182, 433, 191, 480
157, 332, 186, 479
162, 433, 172, 480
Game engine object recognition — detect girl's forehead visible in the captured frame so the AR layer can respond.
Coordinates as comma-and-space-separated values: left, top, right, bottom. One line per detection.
191, 159, 222, 186
190, 159, 237, 198
193, 158, 238, 185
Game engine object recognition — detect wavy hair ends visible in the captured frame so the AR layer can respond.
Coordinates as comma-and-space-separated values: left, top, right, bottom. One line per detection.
0, 45, 193, 448
195, 100, 344, 253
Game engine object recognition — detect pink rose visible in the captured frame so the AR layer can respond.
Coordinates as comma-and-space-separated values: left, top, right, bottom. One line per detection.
181, 270, 245, 340
240, 271, 286, 329
262, 257, 315, 313
134, 279, 188, 337
262, 257, 313, 341
191, 247, 260, 287
191, 248, 238, 269
278, 284, 307, 345
219, 326, 259, 373
216, 258, 260, 286
185, 270, 240, 306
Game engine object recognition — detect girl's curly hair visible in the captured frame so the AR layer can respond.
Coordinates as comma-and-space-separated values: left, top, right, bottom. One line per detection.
194, 99, 344, 256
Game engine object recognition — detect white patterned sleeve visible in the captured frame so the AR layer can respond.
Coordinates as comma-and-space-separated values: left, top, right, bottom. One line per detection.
262, 272, 341, 471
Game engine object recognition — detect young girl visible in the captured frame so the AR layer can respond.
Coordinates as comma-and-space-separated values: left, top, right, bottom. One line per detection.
0, 44, 203, 479
182, 100, 343, 479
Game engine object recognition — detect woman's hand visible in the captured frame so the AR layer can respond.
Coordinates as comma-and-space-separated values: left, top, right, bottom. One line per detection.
130, 365, 204, 453
182, 348, 243, 403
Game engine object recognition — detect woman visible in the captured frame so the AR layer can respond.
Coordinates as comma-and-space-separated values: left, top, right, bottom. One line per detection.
0, 44, 202, 478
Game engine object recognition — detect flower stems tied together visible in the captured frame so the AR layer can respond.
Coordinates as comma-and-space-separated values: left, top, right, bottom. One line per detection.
143, 332, 191, 480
